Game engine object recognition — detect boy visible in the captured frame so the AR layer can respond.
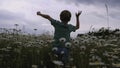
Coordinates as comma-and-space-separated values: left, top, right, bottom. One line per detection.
37, 10, 82, 66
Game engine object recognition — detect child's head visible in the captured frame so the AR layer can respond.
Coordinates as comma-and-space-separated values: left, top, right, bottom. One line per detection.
60, 10, 71, 23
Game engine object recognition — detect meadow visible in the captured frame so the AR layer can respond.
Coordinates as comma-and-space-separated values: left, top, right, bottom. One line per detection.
0, 27, 120, 68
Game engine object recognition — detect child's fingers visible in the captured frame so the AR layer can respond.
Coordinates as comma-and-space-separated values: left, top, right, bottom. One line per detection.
78, 11, 82, 15
37, 11, 41, 15
76, 11, 82, 17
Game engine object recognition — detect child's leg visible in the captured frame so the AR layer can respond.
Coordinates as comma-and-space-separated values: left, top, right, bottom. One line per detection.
61, 48, 69, 64
52, 47, 69, 66
53, 47, 63, 60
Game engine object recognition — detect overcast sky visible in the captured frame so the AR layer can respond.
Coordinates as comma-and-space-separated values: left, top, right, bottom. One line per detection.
0, 0, 120, 37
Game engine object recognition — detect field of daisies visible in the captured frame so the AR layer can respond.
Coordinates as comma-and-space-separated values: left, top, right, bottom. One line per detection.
0, 27, 120, 68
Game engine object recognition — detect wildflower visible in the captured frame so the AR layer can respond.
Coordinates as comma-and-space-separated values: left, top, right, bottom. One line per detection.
104, 44, 109, 46
27, 44, 32, 47
97, 57, 102, 62
112, 63, 120, 67
54, 54, 58, 57
0, 38, 8, 40
89, 62, 105, 65
44, 44, 48, 47
72, 66, 77, 68
115, 31, 120, 35
32, 65, 38, 68
52, 47, 58, 52
2, 48, 10, 52
104, 43, 117, 47
91, 49, 97, 52
91, 55, 96, 61
91, 36, 97, 40
39, 40, 44, 45
61, 51, 64, 54
73, 40, 79, 45
14, 42, 22, 45
103, 51, 109, 56
98, 36, 102, 39
71, 38, 75, 42
113, 44, 118, 47
65, 42, 71, 48
80, 45, 86, 51
47, 39, 54, 43
6, 46, 12, 49
69, 58, 74, 61
52, 60, 64, 66
112, 55, 119, 59
83, 34, 89, 39
80, 52, 85, 54
59, 37, 66, 42
82, 40, 89, 44
40, 61, 44, 65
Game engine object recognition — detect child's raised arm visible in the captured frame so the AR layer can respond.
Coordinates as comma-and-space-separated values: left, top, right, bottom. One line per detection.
37, 11, 52, 21
75, 11, 82, 29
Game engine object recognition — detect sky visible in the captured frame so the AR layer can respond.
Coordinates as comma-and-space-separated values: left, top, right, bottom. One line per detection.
0, 0, 120, 37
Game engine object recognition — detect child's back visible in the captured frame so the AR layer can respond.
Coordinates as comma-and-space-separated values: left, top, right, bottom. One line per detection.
37, 10, 82, 65
37, 10, 81, 45
50, 18, 76, 44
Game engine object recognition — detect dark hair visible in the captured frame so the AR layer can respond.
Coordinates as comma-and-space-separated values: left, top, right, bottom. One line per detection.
60, 10, 71, 22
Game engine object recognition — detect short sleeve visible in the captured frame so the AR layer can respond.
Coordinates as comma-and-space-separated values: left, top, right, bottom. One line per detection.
49, 18, 59, 26
69, 24, 77, 32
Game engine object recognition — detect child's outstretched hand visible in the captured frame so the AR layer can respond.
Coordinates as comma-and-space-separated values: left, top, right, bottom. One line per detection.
76, 11, 82, 17
37, 11, 41, 15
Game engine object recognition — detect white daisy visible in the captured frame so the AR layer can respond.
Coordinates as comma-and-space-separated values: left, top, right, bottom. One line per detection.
39, 40, 44, 45
61, 51, 64, 54
80, 45, 86, 51
32, 65, 38, 68
52, 47, 58, 52
59, 37, 66, 42
73, 40, 79, 45
52, 60, 64, 66
65, 42, 71, 48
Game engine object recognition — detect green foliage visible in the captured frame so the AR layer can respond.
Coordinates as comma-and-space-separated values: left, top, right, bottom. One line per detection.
0, 28, 120, 68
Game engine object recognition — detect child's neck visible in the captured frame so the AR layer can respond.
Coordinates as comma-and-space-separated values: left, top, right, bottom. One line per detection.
62, 21, 68, 25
